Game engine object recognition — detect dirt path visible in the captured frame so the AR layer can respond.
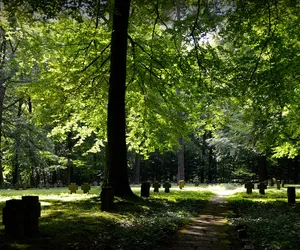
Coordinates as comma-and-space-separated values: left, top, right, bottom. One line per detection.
156, 187, 242, 250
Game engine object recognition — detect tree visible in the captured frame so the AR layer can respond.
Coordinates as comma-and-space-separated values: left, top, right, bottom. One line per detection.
106, 0, 133, 196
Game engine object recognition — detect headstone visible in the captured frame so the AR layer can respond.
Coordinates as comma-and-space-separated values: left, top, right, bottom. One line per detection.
38, 183, 43, 189
288, 186, 296, 204
45, 182, 50, 189
81, 183, 91, 194
268, 179, 272, 187
53, 183, 58, 188
93, 181, 98, 186
22, 196, 41, 234
141, 182, 150, 197
101, 187, 114, 211
271, 178, 276, 186
2, 196, 41, 237
276, 180, 281, 190
15, 183, 20, 190
3, 199, 24, 236
153, 182, 161, 192
179, 180, 185, 189
68, 183, 78, 194
58, 182, 63, 188
245, 182, 254, 194
281, 180, 285, 188
194, 178, 200, 186
21, 183, 28, 190
163, 182, 171, 193
258, 182, 267, 195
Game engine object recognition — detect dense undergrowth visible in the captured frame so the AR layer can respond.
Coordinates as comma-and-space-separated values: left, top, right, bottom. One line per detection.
228, 188, 300, 250
0, 186, 213, 250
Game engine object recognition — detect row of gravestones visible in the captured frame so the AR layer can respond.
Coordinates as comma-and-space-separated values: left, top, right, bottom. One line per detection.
68, 181, 185, 195
2, 196, 41, 237
245, 179, 285, 195
13, 181, 100, 190
101, 181, 185, 212
245, 181, 297, 203
151, 180, 184, 193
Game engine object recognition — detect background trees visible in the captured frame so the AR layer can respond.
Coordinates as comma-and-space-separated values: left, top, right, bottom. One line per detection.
0, 0, 300, 192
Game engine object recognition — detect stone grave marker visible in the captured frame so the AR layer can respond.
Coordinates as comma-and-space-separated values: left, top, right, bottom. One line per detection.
45, 182, 50, 189
2, 196, 41, 237
288, 186, 296, 204
276, 180, 281, 190
258, 182, 267, 195
163, 182, 171, 193
38, 183, 44, 189
179, 180, 185, 189
21, 183, 28, 190
53, 183, 58, 188
15, 183, 20, 190
281, 180, 285, 187
68, 183, 78, 194
267, 179, 272, 186
245, 182, 254, 194
153, 181, 161, 192
58, 182, 63, 188
81, 183, 91, 194
194, 178, 200, 186
93, 181, 98, 186
141, 182, 150, 197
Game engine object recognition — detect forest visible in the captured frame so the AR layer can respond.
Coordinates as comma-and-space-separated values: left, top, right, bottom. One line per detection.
0, 0, 299, 196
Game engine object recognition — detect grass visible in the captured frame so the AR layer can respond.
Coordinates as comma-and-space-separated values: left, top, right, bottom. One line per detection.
0, 185, 213, 250
227, 187, 300, 250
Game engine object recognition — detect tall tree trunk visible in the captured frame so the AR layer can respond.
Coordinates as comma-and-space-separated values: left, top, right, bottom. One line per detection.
13, 99, 23, 185
200, 132, 206, 183
107, 0, 133, 197
258, 155, 268, 182
0, 85, 5, 188
207, 131, 215, 183
66, 132, 74, 185
176, 0, 185, 184
177, 138, 185, 182
133, 152, 140, 184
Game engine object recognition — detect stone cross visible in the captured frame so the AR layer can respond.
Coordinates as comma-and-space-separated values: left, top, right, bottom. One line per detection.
245, 182, 254, 194
163, 182, 171, 193
153, 182, 161, 192
81, 183, 91, 194
68, 183, 78, 194
258, 182, 267, 195
179, 180, 185, 189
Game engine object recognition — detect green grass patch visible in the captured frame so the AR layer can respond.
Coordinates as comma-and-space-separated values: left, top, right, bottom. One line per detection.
228, 189, 300, 249
0, 186, 213, 250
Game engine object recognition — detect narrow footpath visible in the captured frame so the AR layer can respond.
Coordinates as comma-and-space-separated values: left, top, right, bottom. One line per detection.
157, 188, 242, 250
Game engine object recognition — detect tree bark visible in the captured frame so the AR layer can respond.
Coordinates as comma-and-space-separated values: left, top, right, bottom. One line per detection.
66, 132, 74, 184
0, 85, 5, 188
200, 132, 206, 183
107, 0, 133, 197
258, 155, 268, 182
177, 137, 185, 182
13, 100, 23, 185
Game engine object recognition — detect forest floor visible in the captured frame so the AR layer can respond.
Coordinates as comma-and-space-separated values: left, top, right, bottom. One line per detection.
157, 186, 244, 250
